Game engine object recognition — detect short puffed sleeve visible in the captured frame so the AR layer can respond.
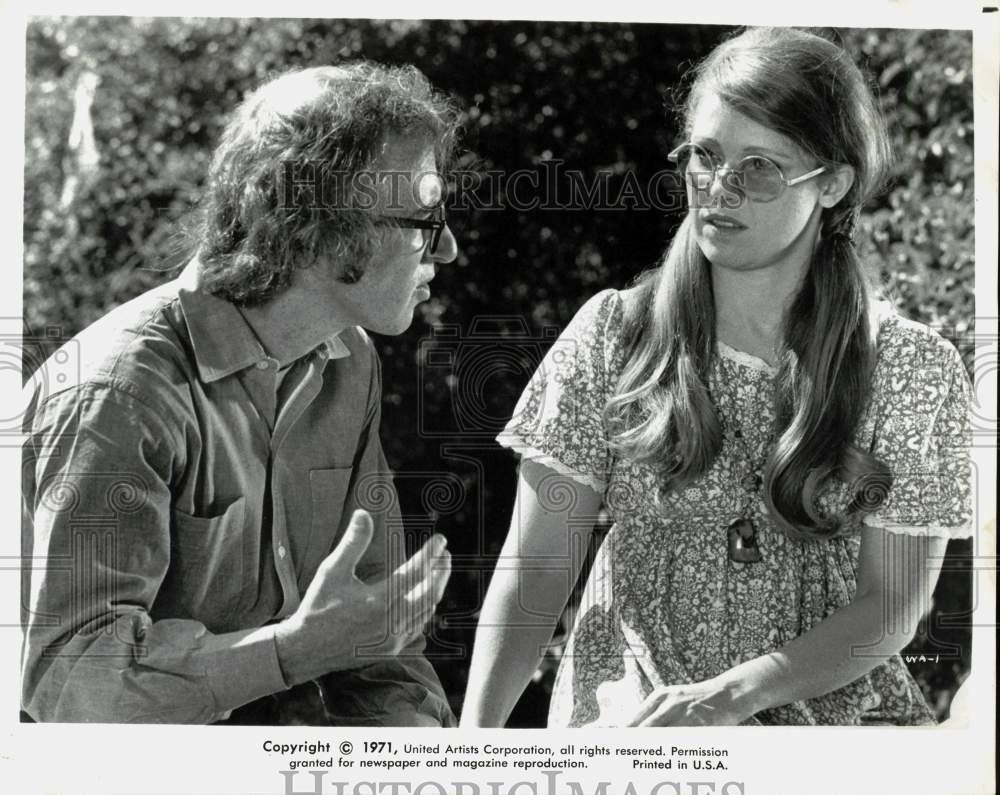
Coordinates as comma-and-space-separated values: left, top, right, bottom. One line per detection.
864, 317, 975, 538
496, 289, 625, 492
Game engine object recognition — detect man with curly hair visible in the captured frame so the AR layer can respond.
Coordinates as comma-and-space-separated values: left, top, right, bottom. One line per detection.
22, 64, 459, 725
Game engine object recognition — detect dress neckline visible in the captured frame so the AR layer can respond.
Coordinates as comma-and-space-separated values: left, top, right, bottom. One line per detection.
716, 340, 778, 375
712, 302, 897, 377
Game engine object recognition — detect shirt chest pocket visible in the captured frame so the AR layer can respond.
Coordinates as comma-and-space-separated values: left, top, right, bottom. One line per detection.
161, 496, 247, 629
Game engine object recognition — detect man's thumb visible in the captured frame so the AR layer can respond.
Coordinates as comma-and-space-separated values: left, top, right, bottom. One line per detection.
326, 509, 375, 575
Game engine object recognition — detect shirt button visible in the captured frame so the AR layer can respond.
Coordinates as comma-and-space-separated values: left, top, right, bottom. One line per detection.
277, 544, 287, 559
256, 360, 270, 370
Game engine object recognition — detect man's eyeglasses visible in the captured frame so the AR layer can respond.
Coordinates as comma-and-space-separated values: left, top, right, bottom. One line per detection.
375, 205, 447, 255
668, 142, 826, 204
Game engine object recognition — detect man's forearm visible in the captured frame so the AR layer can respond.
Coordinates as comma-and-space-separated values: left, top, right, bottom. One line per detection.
23, 613, 288, 723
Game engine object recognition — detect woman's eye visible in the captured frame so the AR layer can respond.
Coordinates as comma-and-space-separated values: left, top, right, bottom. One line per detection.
689, 150, 712, 169
744, 156, 772, 172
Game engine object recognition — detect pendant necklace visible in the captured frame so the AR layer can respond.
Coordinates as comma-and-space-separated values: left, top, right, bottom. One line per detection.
722, 418, 770, 564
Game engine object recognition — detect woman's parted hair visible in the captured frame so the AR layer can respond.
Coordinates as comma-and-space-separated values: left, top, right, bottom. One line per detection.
605, 27, 894, 539
196, 62, 460, 305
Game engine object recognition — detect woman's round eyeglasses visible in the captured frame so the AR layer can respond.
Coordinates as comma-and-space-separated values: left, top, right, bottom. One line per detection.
668, 142, 826, 204
375, 205, 447, 254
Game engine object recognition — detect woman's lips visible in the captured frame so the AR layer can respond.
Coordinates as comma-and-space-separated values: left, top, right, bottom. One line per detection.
700, 212, 747, 231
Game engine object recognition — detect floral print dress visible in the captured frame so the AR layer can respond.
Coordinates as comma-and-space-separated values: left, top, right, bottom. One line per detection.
496, 289, 974, 727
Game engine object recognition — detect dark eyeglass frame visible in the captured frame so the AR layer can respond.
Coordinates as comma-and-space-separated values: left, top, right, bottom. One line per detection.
375, 204, 447, 254
668, 142, 826, 203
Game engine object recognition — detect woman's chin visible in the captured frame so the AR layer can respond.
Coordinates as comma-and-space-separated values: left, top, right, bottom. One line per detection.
698, 243, 753, 272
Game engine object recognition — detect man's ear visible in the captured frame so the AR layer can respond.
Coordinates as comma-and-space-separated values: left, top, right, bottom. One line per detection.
308, 248, 364, 285
818, 164, 855, 208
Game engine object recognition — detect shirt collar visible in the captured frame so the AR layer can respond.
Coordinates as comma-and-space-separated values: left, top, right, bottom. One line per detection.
176, 260, 351, 383
320, 334, 351, 362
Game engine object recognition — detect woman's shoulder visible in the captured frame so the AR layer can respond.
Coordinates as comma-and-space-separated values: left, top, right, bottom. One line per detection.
555, 287, 640, 379
618, 283, 649, 320
874, 302, 966, 370
570, 287, 624, 323
872, 302, 969, 397
568, 283, 650, 337
561, 288, 625, 343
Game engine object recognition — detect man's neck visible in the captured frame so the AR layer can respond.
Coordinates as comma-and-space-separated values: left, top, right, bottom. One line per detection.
236, 273, 350, 368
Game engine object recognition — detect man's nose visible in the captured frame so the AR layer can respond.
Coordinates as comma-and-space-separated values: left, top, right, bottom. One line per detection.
427, 223, 458, 264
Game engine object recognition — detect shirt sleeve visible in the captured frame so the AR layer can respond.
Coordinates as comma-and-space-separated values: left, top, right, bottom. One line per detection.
864, 325, 975, 539
312, 340, 456, 727
496, 289, 624, 492
21, 384, 289, 724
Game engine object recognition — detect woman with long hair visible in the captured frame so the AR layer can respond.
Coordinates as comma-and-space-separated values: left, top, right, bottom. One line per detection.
461, 26, 973, 726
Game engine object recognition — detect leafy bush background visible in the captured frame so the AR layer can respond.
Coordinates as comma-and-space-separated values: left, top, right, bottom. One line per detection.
23, 18, 975, 725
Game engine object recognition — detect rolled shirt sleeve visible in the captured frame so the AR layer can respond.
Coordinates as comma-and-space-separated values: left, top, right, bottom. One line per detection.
22, 384, 290, 723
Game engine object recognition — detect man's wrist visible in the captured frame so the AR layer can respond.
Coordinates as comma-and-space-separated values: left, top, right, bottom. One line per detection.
273, 617, 311, 687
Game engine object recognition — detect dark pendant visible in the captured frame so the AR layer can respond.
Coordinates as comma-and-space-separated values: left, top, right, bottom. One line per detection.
740, 472, 762, 492
727, 517, 762, 563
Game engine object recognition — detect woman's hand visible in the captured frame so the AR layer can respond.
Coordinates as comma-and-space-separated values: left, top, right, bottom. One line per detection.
625, 679, 749, 726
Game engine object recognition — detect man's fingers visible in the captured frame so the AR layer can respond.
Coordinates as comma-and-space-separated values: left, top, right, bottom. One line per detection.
431, 547, 451, 604
387, 534, 448, 596
324, 509, 375, 577
402, 549, 451, 617
357, 551, 449, 658
378, 548, 450, 644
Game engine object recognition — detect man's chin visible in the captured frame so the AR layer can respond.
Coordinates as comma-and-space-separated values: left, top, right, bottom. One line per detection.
366, 313, 414, 336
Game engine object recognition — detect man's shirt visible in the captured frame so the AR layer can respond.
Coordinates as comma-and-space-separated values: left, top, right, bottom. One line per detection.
21, 263, 453, 724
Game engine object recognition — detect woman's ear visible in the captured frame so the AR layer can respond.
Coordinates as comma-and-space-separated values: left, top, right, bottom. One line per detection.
818, 164, 856, 208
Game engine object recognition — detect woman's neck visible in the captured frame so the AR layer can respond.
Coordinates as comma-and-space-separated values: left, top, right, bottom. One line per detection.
712, 261, 806, 366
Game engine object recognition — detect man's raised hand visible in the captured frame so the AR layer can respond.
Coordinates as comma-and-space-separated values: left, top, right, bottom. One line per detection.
274, 509, 451, 686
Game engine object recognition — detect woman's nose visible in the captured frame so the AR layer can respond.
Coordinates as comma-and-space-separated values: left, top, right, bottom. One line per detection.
707, 165, 744, 206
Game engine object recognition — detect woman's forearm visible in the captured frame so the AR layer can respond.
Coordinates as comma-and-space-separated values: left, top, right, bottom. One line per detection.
627, 588, 931, 726
714, 590, 922, 719
460, 461, 603, 727
717, 530, 945, 719
627, 529, 947, 727
460, 566, 567, 727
